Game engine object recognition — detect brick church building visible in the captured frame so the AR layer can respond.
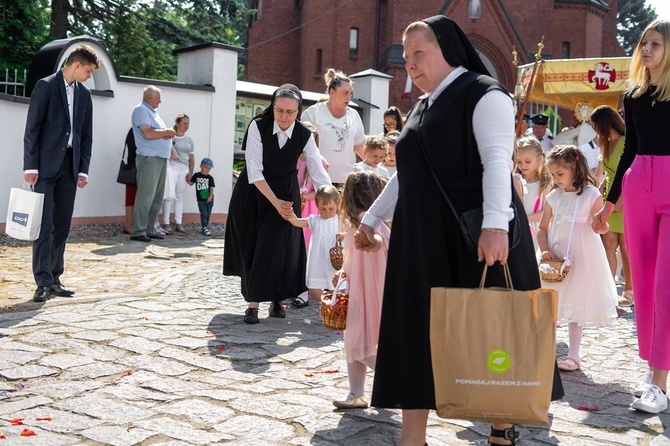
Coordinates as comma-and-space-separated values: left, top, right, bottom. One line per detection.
245, 0, 625, 112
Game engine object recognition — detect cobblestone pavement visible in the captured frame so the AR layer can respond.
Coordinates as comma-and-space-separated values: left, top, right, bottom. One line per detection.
0, 226, 669, 445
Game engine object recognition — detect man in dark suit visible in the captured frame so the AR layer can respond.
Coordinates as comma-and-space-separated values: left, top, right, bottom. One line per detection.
23, 44, 99, 302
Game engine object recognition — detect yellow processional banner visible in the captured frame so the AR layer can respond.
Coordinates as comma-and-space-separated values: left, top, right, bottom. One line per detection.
515, 57, 631, 111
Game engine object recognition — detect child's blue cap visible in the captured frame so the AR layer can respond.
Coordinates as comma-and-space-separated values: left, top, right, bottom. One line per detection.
201, 158, 214, 168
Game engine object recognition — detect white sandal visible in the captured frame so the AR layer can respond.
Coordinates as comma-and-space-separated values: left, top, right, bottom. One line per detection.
618, 290, 634, 307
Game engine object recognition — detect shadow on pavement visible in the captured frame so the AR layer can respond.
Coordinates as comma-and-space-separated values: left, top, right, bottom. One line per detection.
311, 408, 400, 445
205, 304, 342, 374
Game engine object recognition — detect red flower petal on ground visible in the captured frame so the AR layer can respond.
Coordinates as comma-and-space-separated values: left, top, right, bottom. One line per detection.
207, 331, 215, 335
9, 418, 24, 426
0, 433, 6, 439
216, 345, 225, 351
35, 417, 52, 421
20, 429, 37, 436
120, 371, 133, 378
577, 405, 599, 411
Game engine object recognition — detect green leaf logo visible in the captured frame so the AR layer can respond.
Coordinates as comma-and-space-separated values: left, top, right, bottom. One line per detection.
487, 349, 511, 374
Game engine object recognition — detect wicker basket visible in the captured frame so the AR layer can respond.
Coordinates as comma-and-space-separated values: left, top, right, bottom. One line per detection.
539, 241, 571, 282
539, 259, 570, 282
329, 239, 343, 270
321, 280, 348, 330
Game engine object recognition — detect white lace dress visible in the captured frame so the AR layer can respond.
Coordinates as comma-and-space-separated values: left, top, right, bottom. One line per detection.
541, 186, 617, 327
305, 214, 339, 289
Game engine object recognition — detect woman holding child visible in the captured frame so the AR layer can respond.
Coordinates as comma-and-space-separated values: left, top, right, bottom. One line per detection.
356, 16, 563, 445
224, 84, 331, 325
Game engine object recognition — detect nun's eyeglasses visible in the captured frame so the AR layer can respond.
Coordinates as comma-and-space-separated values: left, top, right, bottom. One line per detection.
273, 107, 298, 117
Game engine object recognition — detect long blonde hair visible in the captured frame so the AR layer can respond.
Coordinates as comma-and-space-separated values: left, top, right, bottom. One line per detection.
628, 19, 670, 101
515, 136, 551, 191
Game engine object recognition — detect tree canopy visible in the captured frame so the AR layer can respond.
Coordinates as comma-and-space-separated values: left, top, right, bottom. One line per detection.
0, 0, 253, 79
617, 0, 658, 55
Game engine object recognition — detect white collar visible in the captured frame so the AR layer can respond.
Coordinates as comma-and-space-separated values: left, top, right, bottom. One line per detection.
273, 121, 295, 137
419, 66, 468, 107
63, 77, 75, 90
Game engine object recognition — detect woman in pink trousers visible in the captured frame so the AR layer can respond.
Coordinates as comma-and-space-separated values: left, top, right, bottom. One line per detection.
595, 19, 670, 414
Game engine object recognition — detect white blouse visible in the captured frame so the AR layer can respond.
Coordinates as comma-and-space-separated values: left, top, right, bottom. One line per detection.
244, 120, 331, 189
362, 67, 515, 232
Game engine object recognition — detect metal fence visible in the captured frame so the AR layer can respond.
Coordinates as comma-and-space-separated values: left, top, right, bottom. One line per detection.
0, 68, 28, 97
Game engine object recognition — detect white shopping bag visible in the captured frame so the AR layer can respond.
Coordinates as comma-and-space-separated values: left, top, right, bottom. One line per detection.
5, 186, 44, 241
163, 160, 176, 201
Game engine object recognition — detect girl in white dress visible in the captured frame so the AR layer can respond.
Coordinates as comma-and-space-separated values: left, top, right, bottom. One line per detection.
537, 145, 618, 372
515, 136, 551, 250
287, 185, 341, 306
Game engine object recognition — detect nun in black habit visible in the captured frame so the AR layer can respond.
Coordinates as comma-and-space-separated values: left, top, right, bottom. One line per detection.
355, 16, 563, 446
224, 84, 331, 324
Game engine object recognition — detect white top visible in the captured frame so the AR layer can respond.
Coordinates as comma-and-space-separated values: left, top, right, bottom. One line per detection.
362, 67, 515, 231
302, 102, 366, 183
244, 120, 331, 188
353, 161, 390, 178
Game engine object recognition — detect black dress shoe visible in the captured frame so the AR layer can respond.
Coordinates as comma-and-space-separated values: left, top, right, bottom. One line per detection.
33, 286, 51, 302
147, 233, 164, 240
130, 235, 151, 242
50, 283, 75, 297
243, 308, 260, 324
269, 301, 286, 318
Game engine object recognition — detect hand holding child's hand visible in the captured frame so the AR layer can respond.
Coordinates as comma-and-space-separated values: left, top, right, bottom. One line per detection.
354, 224, 375, 251
367, 234, 384, 253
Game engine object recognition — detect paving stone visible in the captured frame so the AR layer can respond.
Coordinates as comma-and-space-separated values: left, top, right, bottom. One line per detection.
262, 345, 322, 363
110, 335, 164, 354
227, 396, 310, 420
294, 411, 375, 441
157, 399, 235, 423
0, 340, 50, 353
93, 382, 177, 403
0, 425, 81, 445
163, 336, 209, 349
68, 344, 126, 362
29, 380, 106, 400
55, 395, 156, 424
10, 407, 104, 433
57, 363, 128, 383
133, 417, 233, 444
0, 396, 53, 415
80, 425, 157, 446
118, 327, 180, 340
212, 414, 295, 441
0, 365, 58, 380
191, 389, 245, 402
158, 347, 231, 372
68, 330, 119, 342
119, 355, 194, 376
38, 353, 95, 369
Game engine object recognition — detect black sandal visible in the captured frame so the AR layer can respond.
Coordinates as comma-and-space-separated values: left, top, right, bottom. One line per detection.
489, 426, 518, 445
290, 296, 309, 308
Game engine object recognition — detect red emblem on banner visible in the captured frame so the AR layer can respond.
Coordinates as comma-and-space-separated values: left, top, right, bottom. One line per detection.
588, 62, 616, 90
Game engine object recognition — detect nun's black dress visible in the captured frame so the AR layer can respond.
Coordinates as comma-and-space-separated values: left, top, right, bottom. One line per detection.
223, 116, 311, 302
370, 71, 564, 409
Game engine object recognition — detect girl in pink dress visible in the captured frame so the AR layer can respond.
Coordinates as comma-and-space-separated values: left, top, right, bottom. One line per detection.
332, 171, 390, 409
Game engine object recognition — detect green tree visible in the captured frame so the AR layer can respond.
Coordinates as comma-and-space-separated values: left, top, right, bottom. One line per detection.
25, 0, 253, 80
618, 0, 658, 55
0, 0, 51, 70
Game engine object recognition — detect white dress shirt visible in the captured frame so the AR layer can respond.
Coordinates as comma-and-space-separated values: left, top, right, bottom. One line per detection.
362, 67, 515, 231
245, 120, 331, 188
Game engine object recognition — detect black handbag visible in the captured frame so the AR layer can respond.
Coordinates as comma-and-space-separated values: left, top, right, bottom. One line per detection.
116, 146, 137, 185
416, 102, 520, 254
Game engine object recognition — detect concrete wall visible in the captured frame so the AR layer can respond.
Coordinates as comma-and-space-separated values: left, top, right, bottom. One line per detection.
0, 38, 241, 231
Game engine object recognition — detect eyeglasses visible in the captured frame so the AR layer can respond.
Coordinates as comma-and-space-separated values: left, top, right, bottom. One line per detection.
384, 122, 397, 129
273, 107, 298, 117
